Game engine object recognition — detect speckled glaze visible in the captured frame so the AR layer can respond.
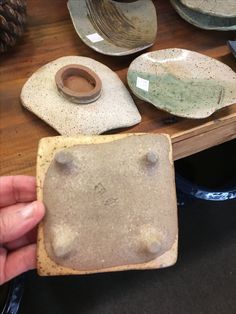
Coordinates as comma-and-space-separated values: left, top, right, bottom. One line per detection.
127, 49, 236, 119
171, 0, 236, 31
21, 56, 141, 135
67, 0, 157, 56
180, 0, 236, 18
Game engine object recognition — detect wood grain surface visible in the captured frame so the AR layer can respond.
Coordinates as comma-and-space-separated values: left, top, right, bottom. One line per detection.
0, 0, 236, 176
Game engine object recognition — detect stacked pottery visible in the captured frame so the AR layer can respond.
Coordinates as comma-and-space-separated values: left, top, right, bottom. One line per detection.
170, 0, 236, 30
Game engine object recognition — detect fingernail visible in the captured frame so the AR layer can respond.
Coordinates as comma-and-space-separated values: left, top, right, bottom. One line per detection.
20, 203, 35, 219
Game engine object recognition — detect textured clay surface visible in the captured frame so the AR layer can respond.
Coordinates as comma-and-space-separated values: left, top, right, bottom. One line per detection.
55, 64, 102, 104
42, 134, 177, 271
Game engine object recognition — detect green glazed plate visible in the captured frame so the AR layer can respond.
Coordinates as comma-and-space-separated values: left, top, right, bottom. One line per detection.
127, 49, 236, 119
180, 0, 236, 18
67, 0, 157, 56
170, 0, 236, 31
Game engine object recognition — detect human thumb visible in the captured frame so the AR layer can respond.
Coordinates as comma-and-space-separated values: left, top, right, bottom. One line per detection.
0, 201, 45, 244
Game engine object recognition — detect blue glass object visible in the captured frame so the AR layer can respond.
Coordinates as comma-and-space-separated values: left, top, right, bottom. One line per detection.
176, 173, 236, 204
1, 276, 24, 314
228, 40, 236, 58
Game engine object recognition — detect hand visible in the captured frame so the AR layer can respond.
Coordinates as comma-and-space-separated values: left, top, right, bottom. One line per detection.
0, 176, 45, 285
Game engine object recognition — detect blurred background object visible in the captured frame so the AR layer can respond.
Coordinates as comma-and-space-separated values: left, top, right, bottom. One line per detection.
0, 0, 27, 54
228, 40, 236, 58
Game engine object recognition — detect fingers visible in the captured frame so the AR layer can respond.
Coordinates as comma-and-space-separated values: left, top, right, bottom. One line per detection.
0, 244, 37, 285
0, 176, 36, 208
0, 201, 45, 243
5, 228, 37, 251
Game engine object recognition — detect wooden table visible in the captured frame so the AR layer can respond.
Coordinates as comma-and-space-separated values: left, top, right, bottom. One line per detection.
0, 0, 236, 176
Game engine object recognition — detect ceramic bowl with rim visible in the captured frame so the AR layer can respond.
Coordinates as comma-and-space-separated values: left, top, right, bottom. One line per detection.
127, 48, 236, 119
67, 0, 157, 56
170, 0, 236, 31
180, 0, 236, 18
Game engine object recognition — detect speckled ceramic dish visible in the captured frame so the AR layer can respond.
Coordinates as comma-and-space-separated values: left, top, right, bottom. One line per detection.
67, 0, 157, 56
171, 0, 236, 31
127, 49, 236, 119
180, 0, 236, 18
21, 56, 141, 135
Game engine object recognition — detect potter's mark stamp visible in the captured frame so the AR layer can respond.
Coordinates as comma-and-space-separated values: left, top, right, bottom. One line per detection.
94, 182, 106, 195
104, 198, 118, 206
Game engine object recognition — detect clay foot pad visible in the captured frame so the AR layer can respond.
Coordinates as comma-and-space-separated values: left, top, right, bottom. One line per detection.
21, 56, 141, 135
127, 49, 236, 119
67, 0, 157, 56
37, 134, 178, 276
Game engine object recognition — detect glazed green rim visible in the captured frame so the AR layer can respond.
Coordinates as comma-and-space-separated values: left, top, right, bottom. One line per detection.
170, 0, 236, 31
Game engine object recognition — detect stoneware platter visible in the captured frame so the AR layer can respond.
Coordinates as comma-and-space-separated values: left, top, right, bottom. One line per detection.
180, 0, 236, 18
170, 0, 236, 31
127, 48, 236, 119
37, 133, 178, 276
67, 0, 157, 56
21, 56, 141, 135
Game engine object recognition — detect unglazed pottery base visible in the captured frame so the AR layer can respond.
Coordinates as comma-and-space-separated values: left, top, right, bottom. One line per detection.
55, 64, 102, 104
180, 0, 236, 18
67, 0, 157, 56
21, 56, 141, 135
171, 0, 236, 31
127, 48, 236, 119
36, 134, 178, 276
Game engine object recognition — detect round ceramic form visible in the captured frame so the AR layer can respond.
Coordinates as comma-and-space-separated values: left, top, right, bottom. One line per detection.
180, 0, 236, 18
55, 64, 102, 104
21, 56, 141, 135
67, 0, 157, 56
127, 49, 236, 119
170, 0, 236, 31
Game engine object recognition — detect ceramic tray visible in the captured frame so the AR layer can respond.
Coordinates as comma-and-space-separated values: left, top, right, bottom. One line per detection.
180, 0, 236, 18
171, 0, 236, 31
127, 48, 236, 119
21, 56, 141, 135
67, 0, 157, 56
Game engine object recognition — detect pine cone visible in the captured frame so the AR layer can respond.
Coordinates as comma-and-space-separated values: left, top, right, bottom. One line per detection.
0, 0, 27, 53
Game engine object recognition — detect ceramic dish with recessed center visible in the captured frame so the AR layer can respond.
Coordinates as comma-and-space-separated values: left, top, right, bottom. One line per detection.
170, 0, 236, 31
127, 48, 236, 119
67, 0, 157, 56
180, 0, 236, 18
